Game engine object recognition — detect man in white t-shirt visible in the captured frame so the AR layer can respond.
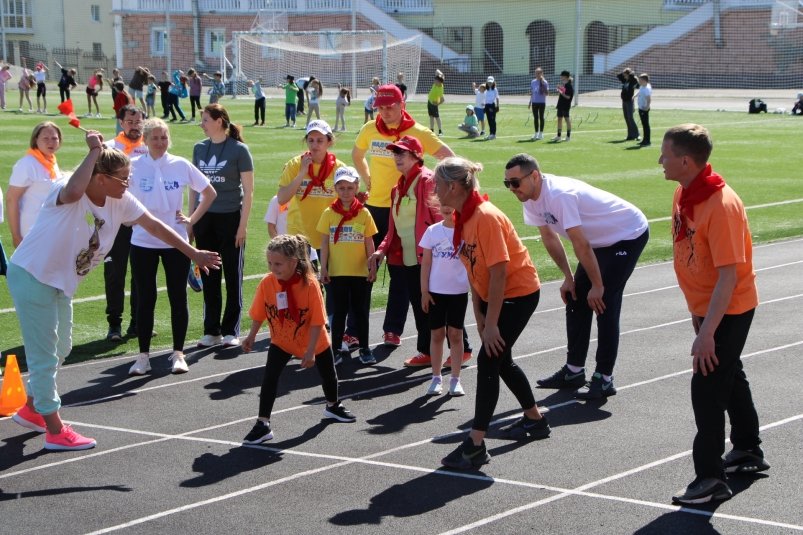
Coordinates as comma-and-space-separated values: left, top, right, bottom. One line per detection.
504, 153, 649, 399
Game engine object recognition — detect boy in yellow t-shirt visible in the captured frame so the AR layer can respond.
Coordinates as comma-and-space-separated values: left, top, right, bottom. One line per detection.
428, 70, 445, 136
317, 167, 378, 365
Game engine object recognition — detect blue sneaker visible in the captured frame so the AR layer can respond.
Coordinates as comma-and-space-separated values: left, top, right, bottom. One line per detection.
441, 438, 491, 470
358, 348, 376, 365
499, 414, 551, 440
536, 365, 586, 389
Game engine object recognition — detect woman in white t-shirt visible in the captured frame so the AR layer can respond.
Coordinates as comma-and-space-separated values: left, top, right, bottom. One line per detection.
127, 118, 218, 376
7, 133, 220, 452
6, 122, 63, 247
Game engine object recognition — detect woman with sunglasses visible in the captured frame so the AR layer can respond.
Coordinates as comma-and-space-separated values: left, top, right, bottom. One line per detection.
7, 132, 220, 451
432, 156, 550, 470
126, 118, 218, 376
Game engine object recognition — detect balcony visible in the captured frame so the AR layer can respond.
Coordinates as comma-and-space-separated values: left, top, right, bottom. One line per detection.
113, 0, 431, 14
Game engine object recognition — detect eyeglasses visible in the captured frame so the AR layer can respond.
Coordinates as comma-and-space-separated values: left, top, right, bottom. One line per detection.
103, 172, 130, 186
123, 119, 143, 126
75, 216, 105, 276
503, 173, 532, 189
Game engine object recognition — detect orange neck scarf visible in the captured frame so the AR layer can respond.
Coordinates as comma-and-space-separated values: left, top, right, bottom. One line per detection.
114, 133, 142, 155
26, 148, 58, 179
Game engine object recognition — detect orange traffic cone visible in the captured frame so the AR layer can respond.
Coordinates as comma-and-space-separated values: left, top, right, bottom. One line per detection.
0, 354, 27, 416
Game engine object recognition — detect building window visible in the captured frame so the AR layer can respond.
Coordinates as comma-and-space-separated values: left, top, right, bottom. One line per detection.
93, 43, 103, 60
151, 27, 168, 57
205, 29, 225, 58
2, 0, 33, 30
90, 4, 100, 22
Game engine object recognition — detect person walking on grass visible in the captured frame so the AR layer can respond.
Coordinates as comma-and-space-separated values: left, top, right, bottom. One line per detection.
9, 132, 220, 451
241, 235, 356, 445
660, 123, 769, 505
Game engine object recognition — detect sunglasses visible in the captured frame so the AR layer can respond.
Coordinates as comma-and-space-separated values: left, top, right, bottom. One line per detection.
103, 172, 130, 186
503, 173, 531, 189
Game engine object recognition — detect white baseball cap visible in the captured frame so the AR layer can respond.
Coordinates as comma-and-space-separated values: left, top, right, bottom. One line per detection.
486, 76, 495, 84
466, 105, 474, 111
334, 166, 360, 184
306, 119, 332, 136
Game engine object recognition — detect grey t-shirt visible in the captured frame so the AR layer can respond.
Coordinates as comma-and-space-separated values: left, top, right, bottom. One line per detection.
192, 137, 254, 213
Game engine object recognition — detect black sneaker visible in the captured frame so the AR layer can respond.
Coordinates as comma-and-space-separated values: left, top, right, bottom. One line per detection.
323, 402, 356, 423
242, 420, 273, 444
106, 327, 123, 342
333, 350, 349, 366
358, 348, 376, 365
724, 448, 770, 474
499, 414, 551, 440
575, 372, 617, 399
536, 365, 586, 389
441, 437, 491, 470
672, 477, 733, 505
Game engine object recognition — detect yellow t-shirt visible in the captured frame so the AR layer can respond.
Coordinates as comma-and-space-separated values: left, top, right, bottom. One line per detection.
353, 121, 444, 208
316, 207, 378, 277
278, 154, 346, 249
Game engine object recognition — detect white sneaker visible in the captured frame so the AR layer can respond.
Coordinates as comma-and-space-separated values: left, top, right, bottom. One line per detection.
563, 137, 571, 142
426, 377, 443, 396
128, 353, 151, 376
197, 334, 222, 347
169, 351, 189, 374
531, 133, 538, 140
552, 135, 562, 142
222, 335, 240, 347
487, 134, 496, 140
42, 108, 47, 114
449, 379, 465, 397
537, 132, 544, 140
95, 113, 102, 118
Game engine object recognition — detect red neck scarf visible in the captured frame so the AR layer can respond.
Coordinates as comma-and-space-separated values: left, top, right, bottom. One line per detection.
394, 162, 423, 216
277, 272, 303, 325
26, 148, 58, 179
301, 152, 336, 201
675, 163, 725, 242
375, 110, 417, 141
330, 198, 364, 244
114, 133, 142, 155
452, 190, 487, 251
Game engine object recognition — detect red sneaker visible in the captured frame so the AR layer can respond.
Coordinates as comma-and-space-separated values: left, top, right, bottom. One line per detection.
12, 404, 46, 433
44, 424, 97, 451
443, 352, 473, 368
403, 353, 432, 367
382, 332, 401, 347
341, 334, 360, 352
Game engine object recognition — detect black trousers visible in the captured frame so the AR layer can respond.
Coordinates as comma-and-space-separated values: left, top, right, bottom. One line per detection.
329, 276, 371, 351
193, 211, 244, 337
473, 291, 540, 432
622, 100, 639, 139
189, 95, 202, 119
566, 229, 649, 376
130, 245, 190, 353
161, 93, 172, 119
638, 109, 650, 144
484, 104, 498, 135
104, 225, 138, 330
531, 102, 546, 132
691, 308, 760, 479
59, 87, 70, 102
367, 204, 409, 336
254, 97, 266, 123
169, 93, 185, 120
258, 345, 339, 418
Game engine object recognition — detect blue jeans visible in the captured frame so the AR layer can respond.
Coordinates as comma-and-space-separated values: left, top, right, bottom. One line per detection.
285, 103, 297, 124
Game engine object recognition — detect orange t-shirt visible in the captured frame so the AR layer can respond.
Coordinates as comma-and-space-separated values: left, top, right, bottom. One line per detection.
458, 201, 540, 301
248, 273, 331, 356
672, 184, 758, 317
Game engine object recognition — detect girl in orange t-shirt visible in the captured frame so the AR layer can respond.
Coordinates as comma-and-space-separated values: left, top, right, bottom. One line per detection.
241, 234, 356, 444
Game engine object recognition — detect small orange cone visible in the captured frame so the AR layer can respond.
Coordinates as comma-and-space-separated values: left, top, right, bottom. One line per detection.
0, 354, 27, 416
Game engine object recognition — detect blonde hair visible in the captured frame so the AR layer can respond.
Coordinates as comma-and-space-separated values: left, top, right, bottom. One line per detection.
433, 157, 483, 192
267, 234, 314, 281
92, 147, 130, 177
142, 117, 171, 148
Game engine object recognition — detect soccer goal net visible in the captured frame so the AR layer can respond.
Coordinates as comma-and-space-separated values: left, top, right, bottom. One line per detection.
233, 30, 422, 99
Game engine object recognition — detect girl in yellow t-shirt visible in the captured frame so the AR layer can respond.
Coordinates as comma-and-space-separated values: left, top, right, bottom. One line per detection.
241, 234, 357, 444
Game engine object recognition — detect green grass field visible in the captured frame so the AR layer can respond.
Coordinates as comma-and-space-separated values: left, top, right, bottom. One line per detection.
1, 95, 801, 366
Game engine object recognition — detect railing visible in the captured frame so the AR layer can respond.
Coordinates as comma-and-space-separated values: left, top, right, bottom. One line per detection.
116, 0, 431, 13
664, 0, 774, 8
371, 0, 433, 13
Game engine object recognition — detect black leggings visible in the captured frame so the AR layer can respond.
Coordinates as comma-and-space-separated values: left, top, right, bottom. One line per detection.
473, 290, 540, 432
59, 87, 71, 102
130, 245, 190, 353
484, 104, 497, 135
190, 95, 202, 119
531, 102, 546, 132
258, 345, 339, 418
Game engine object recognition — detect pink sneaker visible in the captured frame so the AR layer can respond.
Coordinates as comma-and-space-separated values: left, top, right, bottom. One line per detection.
12, 405, 46, 433
44, 424, 97, 451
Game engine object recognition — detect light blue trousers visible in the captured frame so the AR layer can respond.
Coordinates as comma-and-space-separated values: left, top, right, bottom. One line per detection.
7, 262, 73, 415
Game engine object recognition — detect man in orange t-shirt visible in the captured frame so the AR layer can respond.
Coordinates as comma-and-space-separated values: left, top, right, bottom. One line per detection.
660, 124, 768, 506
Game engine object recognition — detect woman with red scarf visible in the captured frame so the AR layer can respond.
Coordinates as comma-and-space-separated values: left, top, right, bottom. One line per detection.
7, 122, 63, 247
433, 156, 550, 471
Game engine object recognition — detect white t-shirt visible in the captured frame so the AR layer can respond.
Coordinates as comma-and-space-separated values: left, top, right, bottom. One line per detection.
474, 89, 485, 108
264, 195, 288, 235
418, 222, 469, 295
9, 154, 62, 237
10, 183, 146, 297
128, 152, 211, 249
484, 87, 499, 106
637, 84, 652, 111
34, 70, 46, 84
523, 173, 648, 248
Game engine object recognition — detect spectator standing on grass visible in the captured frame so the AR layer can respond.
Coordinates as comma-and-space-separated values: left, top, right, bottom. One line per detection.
306, 77, 323, 125
145, 74, 157, 118
128, 66, 150, 112
240, 234, 356, 445
34, 62, 48, 114
54, 60, 77, 104
660, 123, 770, 505
8, 132, 220, 451
191, 103, 254, 349
364, 77, 380, 123
18, 57, 34, 112
334, 85, 351, 132
502, 153, 649, 399
636, 73, 652, 147
529, 67, 548, 140
433, 157, 550, 471
617, 67, 640, 141
428, 70, 445, 136
395, 72, 408, 101
471, 82, 487, 136
186, 68, 203, 122
352, 84, 455, 349
0, 63, 12, 109
553, 70, 573, 142
248, 78, 266, 126
281, 75, 299, 127
483, 76, 499, 140
158, 70, 173, 120
126, 118, 217, 376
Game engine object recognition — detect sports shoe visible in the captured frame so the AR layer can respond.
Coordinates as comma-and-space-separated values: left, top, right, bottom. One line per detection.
44, 425, 97, 451
242, 420, 273, 444
403, 353, 432, 367
563, 137, 571, 142
128, 353, 151, 376
672, 477, 733, 505
382, 332, 401, 347
426, 377, 443, 396
537, 132, 544, 140
443, 352, 472, 368
95, 113, 102, 118
499, 414, 551, 440
169, 351, 189, 374
334, 350, 349, 366
341, 334, 360, 352
479, 131, 485, 136
323, 402, 356, 422
12, 405, 46, 433
724, 448, 770, 474
551, 135, 562, 142
106, 327, 123, 342
486, 134, 496, 140
575, 372, 617, 399
222, 335, 240, 347
441, 437, 491, 470
358, 348, 376, 365
531, 133, 538, 140
536, 365, 586, 389
126, 325, 157, 338
198, 334, 223, 348
448, 378, 465, 397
